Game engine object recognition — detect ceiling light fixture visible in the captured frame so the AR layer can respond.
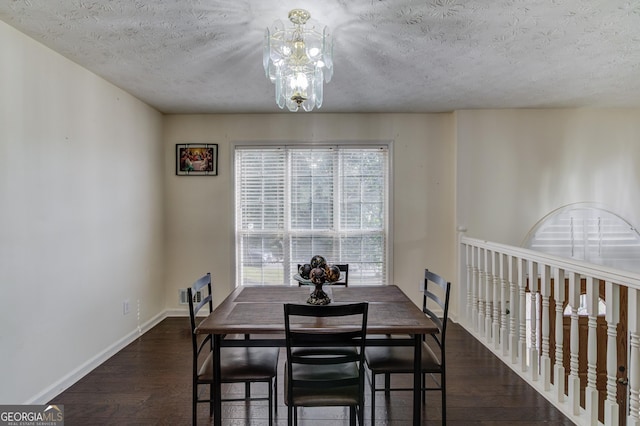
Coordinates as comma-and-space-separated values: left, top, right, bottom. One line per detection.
263, 9, 333, 112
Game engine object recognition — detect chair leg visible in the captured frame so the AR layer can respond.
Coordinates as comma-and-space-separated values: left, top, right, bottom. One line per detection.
287, 405, 293, 426
370, 373, 376, 425
209, 382, 214, 416
274, 377, 278, 414
384, 372, 391, 395
193, 382, 198, 426
442, 373, 447, 425
349, 406, 356, 426
268, 380, 273, 426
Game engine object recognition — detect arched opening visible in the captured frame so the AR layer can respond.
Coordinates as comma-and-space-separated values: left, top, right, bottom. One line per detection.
523, 203, 640, 273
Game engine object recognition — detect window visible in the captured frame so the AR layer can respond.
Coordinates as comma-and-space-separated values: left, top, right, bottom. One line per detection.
524, 203, 640, 273
234, 144, 389, 286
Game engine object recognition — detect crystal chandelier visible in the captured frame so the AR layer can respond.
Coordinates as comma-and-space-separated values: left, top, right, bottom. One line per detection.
263, 9, 333, 112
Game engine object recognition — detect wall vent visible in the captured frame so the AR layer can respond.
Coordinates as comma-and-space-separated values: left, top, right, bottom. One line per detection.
179, 289, 202, 305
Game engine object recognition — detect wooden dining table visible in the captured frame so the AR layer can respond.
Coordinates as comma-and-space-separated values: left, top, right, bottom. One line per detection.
195, 284, 437, 426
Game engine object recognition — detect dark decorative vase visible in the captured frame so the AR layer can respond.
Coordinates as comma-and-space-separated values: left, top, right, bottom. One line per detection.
307, 282, 331, 305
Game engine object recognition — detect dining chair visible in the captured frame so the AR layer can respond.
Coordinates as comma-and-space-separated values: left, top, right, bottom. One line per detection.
284, 302, 368, 426
188, 273, 279, 426
365, 269, 451, 425
296, 263, 349, 286
334, 264, 349, 286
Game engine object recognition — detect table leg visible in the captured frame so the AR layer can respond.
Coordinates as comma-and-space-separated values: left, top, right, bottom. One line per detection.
213, 334, 222, 426
413, 334, 422, 425
244, 334, 250, 398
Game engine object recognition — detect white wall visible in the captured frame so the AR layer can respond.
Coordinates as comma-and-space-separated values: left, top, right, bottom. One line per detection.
0, 21, 165, 403
163, 113, 457, 313
166, 110, 640, 330
456, 109, 640, 246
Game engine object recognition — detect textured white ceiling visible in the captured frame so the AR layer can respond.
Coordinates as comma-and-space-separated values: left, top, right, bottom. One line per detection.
2, 0, 640, 113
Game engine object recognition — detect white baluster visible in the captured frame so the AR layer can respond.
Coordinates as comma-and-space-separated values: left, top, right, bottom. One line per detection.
628, 288, 640, 426
568, 272, 581, 415
485, 249, 494, 343
529, 261, 539, 381
471, 245, 479, 332
509, 255, 519, 365
492, 251, 501, 349
500, 253, 509, 356
478, 248, 486, 338
553, 268, 566, 403
604, 281, 619, 426
585, 277, 599, 425
518, 258, 528, 372
540, 264, 551, 391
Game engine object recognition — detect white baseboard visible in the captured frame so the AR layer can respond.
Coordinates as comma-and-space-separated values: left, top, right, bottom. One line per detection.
27, 311, 167, 404
165, 307, 209, 318
165, 308, 190, 317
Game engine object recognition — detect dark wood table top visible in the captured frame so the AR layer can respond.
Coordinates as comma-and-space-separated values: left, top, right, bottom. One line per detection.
196, 285, 437, 336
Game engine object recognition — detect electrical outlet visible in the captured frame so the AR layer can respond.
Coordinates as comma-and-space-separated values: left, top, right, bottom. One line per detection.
123, 299, 130, 315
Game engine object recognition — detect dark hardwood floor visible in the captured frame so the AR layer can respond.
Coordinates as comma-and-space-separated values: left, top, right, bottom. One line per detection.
49, 317, 574, 425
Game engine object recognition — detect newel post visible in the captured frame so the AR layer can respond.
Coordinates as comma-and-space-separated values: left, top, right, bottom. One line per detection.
458, 228, 473, 329
464, 243, 473, 327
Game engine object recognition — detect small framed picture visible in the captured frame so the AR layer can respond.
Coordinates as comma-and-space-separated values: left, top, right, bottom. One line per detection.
176, 144, 218, 176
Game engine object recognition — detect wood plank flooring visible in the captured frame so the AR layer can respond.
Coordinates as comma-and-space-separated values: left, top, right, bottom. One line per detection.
49, 317, 575, 425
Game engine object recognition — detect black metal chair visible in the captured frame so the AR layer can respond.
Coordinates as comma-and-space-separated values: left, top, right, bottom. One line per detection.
365, 269, 451, 425
333, 264, 349, 286
284, 302, 368, 426
188, 273, 279, 425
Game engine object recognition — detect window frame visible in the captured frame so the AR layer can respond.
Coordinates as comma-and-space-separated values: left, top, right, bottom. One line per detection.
232, 140, 393, 287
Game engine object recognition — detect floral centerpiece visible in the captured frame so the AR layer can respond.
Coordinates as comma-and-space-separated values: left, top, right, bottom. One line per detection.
295, 255, 342, 305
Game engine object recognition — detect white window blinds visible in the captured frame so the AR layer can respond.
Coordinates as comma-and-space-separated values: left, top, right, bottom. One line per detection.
235, 145, 389, 286
524, 205, 640, 273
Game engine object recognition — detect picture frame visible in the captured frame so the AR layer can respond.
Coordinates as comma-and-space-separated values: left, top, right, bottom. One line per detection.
176, 144, 218, 176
